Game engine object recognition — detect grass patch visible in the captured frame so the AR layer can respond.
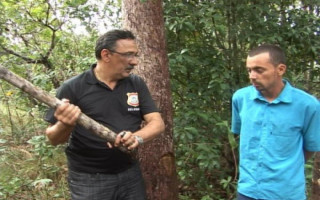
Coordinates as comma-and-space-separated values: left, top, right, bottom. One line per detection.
0, 96, 70, 199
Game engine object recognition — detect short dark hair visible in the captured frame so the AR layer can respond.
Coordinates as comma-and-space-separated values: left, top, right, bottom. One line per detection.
248, 44, 286, 66
95, 29, 136, 60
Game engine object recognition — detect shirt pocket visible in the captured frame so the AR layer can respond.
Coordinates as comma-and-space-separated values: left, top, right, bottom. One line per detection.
267, 124, 302, 158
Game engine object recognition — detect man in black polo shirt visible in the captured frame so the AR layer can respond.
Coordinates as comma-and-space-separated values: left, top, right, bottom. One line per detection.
44, 29, 165, 200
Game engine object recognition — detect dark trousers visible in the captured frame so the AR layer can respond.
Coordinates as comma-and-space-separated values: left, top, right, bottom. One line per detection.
68, 163, 146, 200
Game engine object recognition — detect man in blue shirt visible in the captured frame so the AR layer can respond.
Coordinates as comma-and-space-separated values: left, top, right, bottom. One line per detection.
231, 44, 320, 200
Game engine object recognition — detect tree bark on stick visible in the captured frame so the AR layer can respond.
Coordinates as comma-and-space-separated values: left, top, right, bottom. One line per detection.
0, 65, 129, 153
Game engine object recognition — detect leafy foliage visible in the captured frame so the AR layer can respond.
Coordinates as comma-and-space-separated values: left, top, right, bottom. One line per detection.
0, 0, 119, 199
0, 0, 319, 199
164, 0, 319, 199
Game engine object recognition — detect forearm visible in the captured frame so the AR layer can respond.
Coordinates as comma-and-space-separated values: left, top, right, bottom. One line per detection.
45, 121, 74, 146
133, 113, 165, 143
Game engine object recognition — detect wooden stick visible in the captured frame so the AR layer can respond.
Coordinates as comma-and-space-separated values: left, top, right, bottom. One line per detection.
0, 65, 129, 153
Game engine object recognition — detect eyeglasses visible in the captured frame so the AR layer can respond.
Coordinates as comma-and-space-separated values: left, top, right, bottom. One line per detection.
108, 49, 139, 59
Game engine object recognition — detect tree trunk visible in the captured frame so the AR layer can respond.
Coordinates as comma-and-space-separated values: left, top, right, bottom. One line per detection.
122, 0, 179, 199
311, 152, 320, 200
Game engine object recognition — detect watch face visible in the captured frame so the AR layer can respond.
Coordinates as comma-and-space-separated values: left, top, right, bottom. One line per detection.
135, 136, 143, 144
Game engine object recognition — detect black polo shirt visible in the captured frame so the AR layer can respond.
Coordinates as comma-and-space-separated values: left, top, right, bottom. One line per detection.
45, 64, 158, 173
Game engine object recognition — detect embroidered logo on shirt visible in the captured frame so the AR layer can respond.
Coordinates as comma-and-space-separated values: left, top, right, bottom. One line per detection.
127, 92, 139, 107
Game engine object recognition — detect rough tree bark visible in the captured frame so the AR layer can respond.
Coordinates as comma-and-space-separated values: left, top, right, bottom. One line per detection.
122, 0, 179, 199
311, 152, 320, 200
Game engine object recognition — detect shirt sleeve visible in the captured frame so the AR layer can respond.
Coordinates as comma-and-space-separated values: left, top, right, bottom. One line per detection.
132, 75, 159, 115
302, 100, 320, 152
43, 83, 76, 124
231, 92, 241, 135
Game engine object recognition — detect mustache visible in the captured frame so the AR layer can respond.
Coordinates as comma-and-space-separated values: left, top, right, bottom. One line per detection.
126, 65, 134, 70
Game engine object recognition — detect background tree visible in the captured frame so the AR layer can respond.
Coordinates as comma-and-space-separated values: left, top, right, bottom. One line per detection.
122, 0, 179, 199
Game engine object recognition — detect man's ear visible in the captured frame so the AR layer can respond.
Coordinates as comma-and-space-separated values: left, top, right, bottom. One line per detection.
101, 49, 111, 62
277, 64, 286, 76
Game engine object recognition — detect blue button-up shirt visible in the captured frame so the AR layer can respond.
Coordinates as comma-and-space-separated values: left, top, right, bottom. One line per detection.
231, 80, 320, 200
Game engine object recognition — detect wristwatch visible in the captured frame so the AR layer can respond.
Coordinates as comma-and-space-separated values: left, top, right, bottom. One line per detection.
134, 135, 144, 145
